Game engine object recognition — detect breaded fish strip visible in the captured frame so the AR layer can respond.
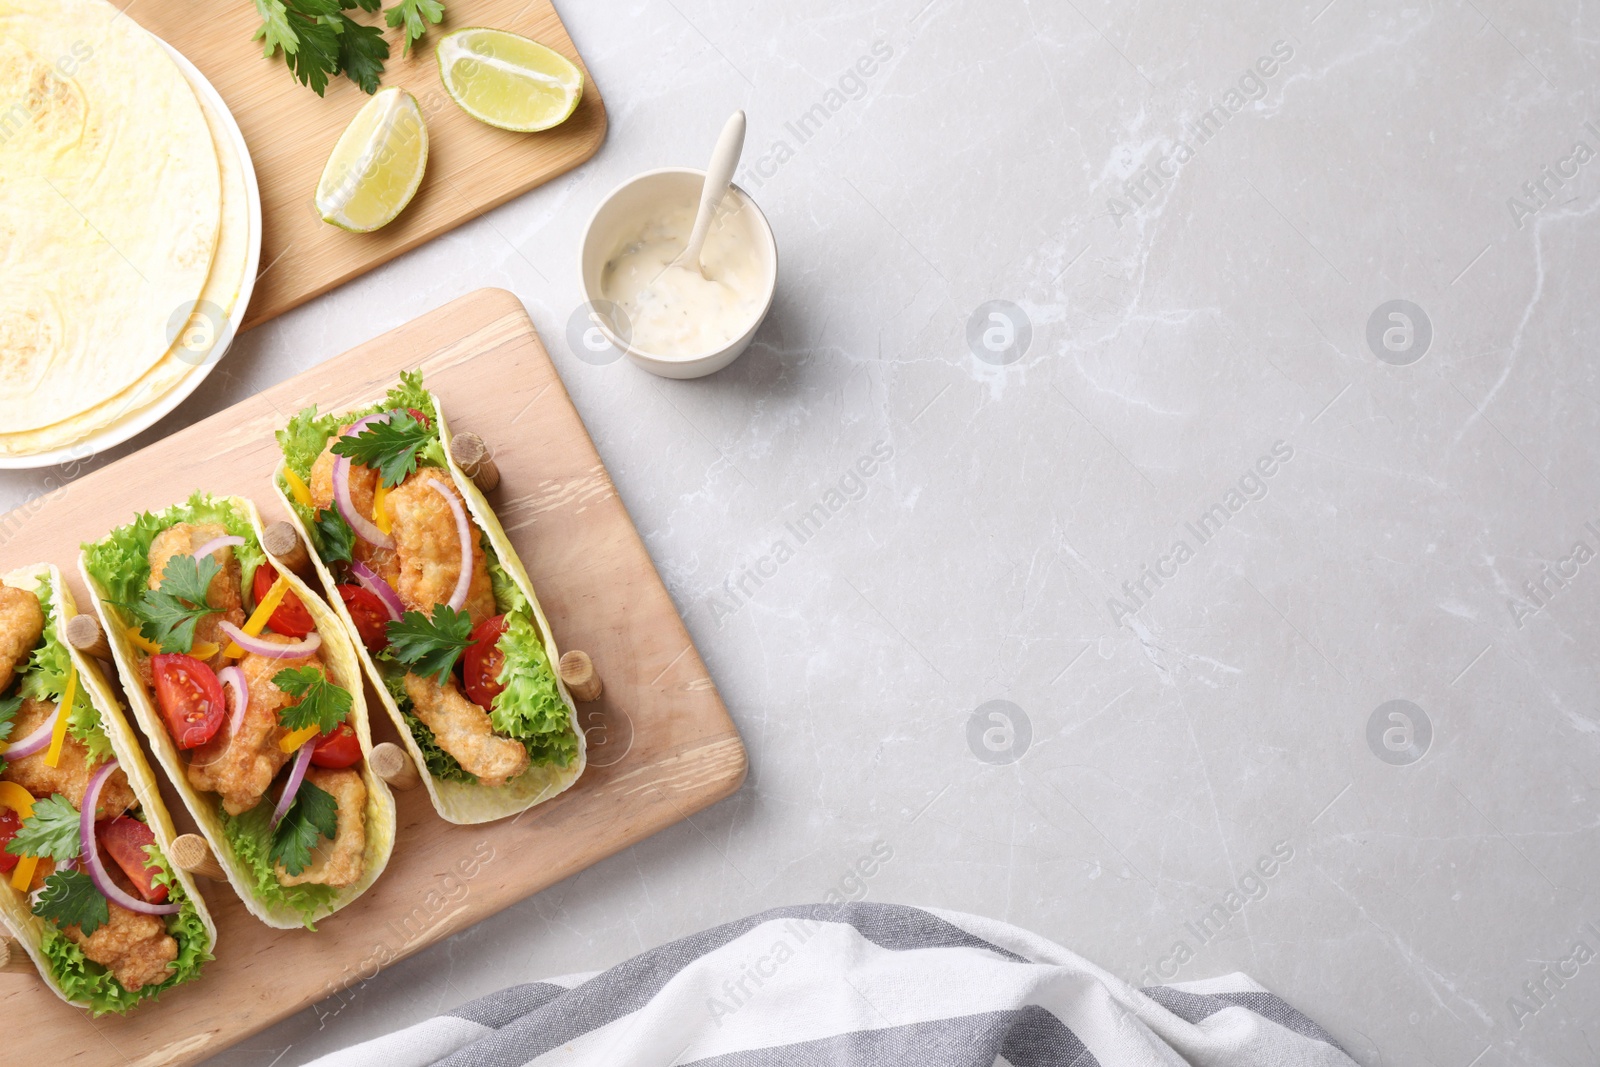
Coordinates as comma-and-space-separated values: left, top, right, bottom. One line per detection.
147, 522, 246, 671
66, 901, 177, 993
187, 638, 322, 815
0, 585, 43, 694
311, 423, 401, 588
387, 468, 496, 626
3, 698, 135, 818
404, 672, 528, 786
276, 766, 367, 888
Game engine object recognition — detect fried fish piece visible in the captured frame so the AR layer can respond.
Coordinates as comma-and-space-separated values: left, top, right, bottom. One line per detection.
310, 423, 401, 588
187, 638, 323, 815
2, 698, 135, 818
65, 901, 177, 993
0, 585, 44, 694
147, 522, 246, 671
404, 672, 528, 786
387, 468, 496, 625
276, 766, 367, 888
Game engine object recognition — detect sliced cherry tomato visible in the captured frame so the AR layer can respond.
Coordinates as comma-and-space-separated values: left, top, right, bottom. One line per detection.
337, 585, 390, 651
311, 722, 362, 769
461, 614, 508, 710
0, 809, 20, 874
151, 653, 226, 749
98, 816, 168, 904
405, 406, 431, 428
253, 561, 315, 638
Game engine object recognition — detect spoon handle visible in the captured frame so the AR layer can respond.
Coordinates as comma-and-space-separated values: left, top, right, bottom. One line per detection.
679, 110, 747, 272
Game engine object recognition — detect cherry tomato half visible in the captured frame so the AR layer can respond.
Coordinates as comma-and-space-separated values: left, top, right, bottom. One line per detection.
311, 722, 362, 769
0, 809, 20, 874
151, 653, 226, 749
253, 561, 315, 639
461, 614, 508, 710
98, 816, 168, 904
337, 585, 391, 652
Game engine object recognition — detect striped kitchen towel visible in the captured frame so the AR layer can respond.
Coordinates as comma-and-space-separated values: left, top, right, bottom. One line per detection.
309, 902, 1354, 1066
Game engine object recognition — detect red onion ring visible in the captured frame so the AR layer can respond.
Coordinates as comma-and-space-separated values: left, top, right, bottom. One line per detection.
2, 702, 61, 759
80, 761, 182, 917
219, 622, 321, 659
190, 535, 245, 562
270, 741, 316, 830
333, 413, 395, 550
349, 561, 403, 622
428, 478, 474, 612
219, 665, 248, 739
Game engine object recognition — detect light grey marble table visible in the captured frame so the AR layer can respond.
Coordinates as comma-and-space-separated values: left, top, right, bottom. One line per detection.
4, 2, 1597, 1064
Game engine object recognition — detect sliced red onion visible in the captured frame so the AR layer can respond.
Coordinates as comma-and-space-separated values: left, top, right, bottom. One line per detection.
220, 665, 248, 739
3, 701, 61, 760
191, 535, 245, 562
428, 478, 474, 612
350, 561, 403, 622
80, 761, 181, 917
219, 622, 321, 659
334, 413, 396, 549
270, 741, 316, 830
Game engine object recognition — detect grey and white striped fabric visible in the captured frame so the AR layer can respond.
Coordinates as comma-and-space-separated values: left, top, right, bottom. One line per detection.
309, 903, 1354, 1067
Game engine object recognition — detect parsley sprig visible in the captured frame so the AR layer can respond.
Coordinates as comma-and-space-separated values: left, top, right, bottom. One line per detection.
252, 0, 445, 95
331, 411, 433, 488
271, 781, 339, 876
122, 554, 222, 654
315, 507, 356, 566
33, 869, 109, 936
7, 794, 82, 863
386, 604, 473, 683
272, 667, 354, 735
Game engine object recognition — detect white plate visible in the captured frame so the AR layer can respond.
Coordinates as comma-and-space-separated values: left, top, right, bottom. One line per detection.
0, 39, 264, 470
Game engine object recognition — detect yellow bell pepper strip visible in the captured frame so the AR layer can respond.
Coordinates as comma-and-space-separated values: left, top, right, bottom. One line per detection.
191, 641, 221, 661
373, 483, 392, 534
225, 575, 290, 659
283, 468, 313, 508
42, 663, 75, 769
0, 782, 38, 891
125, 625, 163, 656
279, 724, 321, 754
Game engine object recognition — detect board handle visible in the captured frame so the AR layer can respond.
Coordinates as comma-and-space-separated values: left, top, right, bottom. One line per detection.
171, 834, 227, 881
0, 936, 32, 974
65, 614, 112, 661
559, 650, 602, 702
450, 432, 500, 492
262, 520, 313, 577
371, 742, 420, 790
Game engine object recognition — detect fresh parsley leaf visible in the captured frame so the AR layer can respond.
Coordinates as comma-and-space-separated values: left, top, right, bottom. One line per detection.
7, 794, 82, 862
346, 0, 382, 11
314, 508, 356, 567
272, 667, 353, 735
123, 553, 222, 653
386, 0, 445, 53
252, 0, 397, 96
271, 781, 339, 876
0, 692, 19, 745
331, 412, 433, 488
33, 869, 109, 936
386, 604, 473, 684
338, 19, 390, 93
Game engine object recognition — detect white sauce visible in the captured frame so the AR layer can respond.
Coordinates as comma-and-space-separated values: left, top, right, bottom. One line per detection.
600, 202, 765, 358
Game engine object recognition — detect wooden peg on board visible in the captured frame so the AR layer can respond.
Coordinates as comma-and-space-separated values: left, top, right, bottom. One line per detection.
450, 432, 500, 492
261, 521, 312, 577
559, 650, 602, 702
371, 743, 420, 791
65, 613, 112, 661
0, 937, 33, 975
171, 835, 227, 881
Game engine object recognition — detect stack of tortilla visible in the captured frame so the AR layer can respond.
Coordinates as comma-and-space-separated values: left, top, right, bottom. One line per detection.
0, 0, 254, 458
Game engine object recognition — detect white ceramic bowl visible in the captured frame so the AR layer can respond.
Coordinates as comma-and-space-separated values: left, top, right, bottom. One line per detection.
579, 168, 777, 379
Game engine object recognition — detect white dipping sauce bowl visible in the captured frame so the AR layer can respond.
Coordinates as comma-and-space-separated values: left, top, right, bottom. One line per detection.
580, 168, 778, 379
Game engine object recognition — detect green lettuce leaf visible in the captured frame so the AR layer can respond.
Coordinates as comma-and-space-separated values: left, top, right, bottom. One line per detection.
219, 801, 341, 929
492, 610, 577, 768
21, 582, 110, 761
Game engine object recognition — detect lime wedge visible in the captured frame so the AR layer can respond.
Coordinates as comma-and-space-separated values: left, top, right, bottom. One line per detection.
316, 87, 429, 233
437, 28, 583, 133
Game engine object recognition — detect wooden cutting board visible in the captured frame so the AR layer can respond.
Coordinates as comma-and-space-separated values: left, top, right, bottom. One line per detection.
0, 288, 745, 1065
110, 1, 607, 329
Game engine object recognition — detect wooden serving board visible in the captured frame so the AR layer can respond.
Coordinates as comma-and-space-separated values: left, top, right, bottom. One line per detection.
0, 289, 745, 1065
111, 1, 607, 329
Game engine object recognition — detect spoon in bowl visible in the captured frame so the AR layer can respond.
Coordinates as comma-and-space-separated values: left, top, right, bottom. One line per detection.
672, 110, 747, 278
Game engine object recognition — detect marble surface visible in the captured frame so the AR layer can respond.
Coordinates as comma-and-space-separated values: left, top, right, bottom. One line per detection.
4, 1, 1599, 1064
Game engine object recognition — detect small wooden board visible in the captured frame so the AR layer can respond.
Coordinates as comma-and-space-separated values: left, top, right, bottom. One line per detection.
0, 289, 745, 1065
111, 1, 607, 328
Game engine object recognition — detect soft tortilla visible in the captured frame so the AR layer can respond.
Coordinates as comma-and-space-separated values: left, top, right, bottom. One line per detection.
0, 0, 221, 433
0, 48, 251, 457
0, 563, 218, 1008
79, 496, 397, 930
273, 392, 587, 825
